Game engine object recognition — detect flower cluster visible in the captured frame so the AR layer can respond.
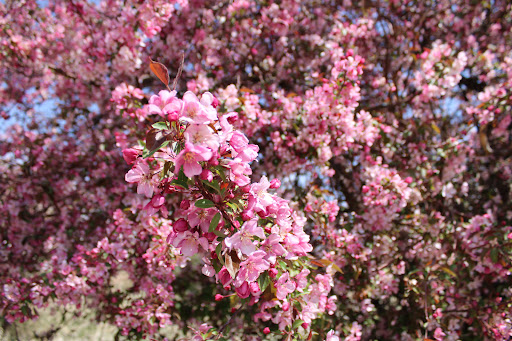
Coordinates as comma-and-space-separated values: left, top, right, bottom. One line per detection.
123, 89, 335, 335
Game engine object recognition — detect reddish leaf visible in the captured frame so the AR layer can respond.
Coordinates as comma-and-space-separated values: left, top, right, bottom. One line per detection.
149, 59, 170, 87
146, 128, 168, 151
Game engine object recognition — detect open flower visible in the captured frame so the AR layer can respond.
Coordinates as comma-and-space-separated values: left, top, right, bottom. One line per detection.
174, 142, 213, 177
224, 219, 265, 255
125, 161, 158, 197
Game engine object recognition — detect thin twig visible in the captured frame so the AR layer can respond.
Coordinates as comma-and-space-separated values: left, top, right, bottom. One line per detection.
215, 307, 242, 340
172, 53, 185, 91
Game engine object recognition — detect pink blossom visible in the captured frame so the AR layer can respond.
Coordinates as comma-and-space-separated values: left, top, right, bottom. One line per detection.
224, 219, 265, 255
143, 195, 168, 217
181, 91, 217, 124
187, 207, 218, 233
122, 148, 140, 164
325, 330, 339, 341
172, 231, 208, 257
260, 234, 286, 264
275, 272, 296, 300
226, 158, 252, 186
185, 124, 219, 150
434, 327, 446, 341
125, 161, 157, 197
147, 90, 183, 119
285, 230, 313, 256
235, 250, 270, 285
235, 281, 250, 298
230, 131, 249, 151
174, 142, 213, 177
249, 176, 274, 212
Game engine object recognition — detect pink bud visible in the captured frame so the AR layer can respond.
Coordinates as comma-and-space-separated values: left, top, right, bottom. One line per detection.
122, 148, 139, 164
173, 218, 188, 232
225, 112, 238, 124
204, 232, 216, 242
235, 281, 250, 299
214, 294, 224, 301
263, 327, 270, 335
180, 200, 190, 210
211, 96, 220, 108
269, 178, 281, 189
282, 301, 290, 311
249, 282, 261, 295
200, 169, 213, 181
269, 268, 278, 278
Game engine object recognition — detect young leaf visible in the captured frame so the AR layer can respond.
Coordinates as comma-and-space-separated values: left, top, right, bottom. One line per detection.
152, 121, 168, 130
258, 272, 270, 292
195, 199, 215, 208
170, 178, 189, 189
149, 59, 170, 88
490, 248, 499, 264
209, 212, 221, 232
292, 319, 305, 330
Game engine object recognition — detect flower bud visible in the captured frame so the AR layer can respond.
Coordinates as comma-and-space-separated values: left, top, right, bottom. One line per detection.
269, 268, 278, 278
269, 178, 281, 189
249, 282, 261, 295
167, 111, 179, 121
235, 281, 250, 299
211, 96, 220, 108
200, 169, 213, 181
180, 200, 190, 210
122, 148, 139, 164
173, 218, 188, 233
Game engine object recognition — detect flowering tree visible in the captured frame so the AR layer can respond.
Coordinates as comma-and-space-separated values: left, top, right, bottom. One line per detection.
1, 0, 512, 340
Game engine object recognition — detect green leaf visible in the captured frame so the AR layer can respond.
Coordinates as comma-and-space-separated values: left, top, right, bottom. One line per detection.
292, 319, 305, 330
209, 212, 221, 232
178, 168, 188, 182
215, 242, 223, 261
440, 266, 458, 278
213, 230, 226, 238
152, 121, 168, 130
203, 180, 221, 193
142, 140, 170, 158
212, 259, 222, 272
170, 179, 188, 189
226, 202, 238, 211
195, 199, 215, 208
258, 272, 270, 292
490, 248, 499, 264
